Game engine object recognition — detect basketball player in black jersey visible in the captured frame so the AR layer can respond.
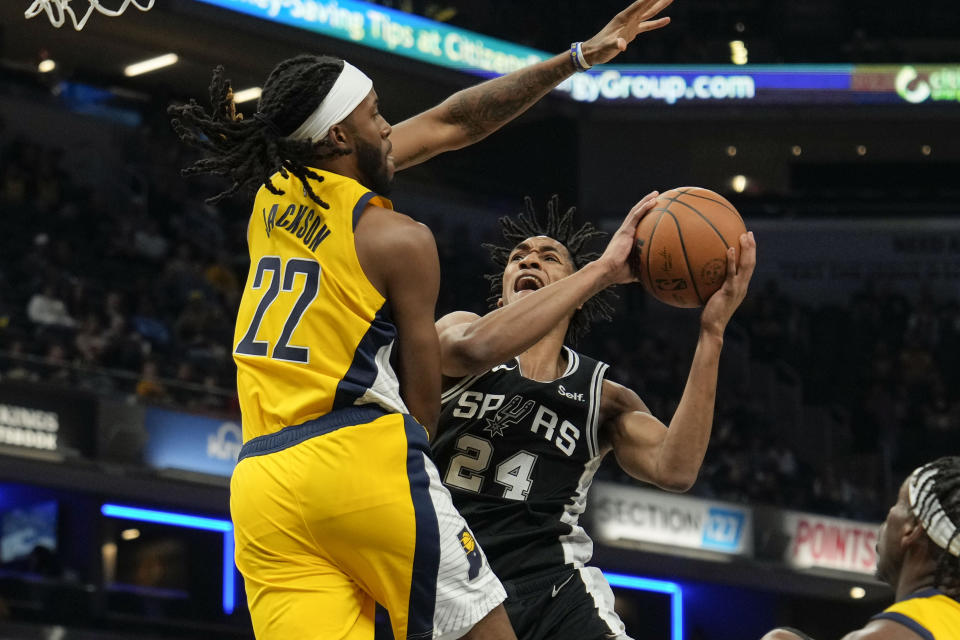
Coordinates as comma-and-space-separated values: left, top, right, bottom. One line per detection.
430, 194, 756, 640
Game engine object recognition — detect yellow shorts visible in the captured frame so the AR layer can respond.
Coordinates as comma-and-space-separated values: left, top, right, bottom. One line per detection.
231, 407, 505, 640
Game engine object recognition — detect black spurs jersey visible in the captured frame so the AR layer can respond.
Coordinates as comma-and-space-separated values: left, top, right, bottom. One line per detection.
432, 347, 609, 583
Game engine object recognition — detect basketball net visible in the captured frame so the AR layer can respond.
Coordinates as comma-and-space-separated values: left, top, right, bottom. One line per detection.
25, 0, 155, 30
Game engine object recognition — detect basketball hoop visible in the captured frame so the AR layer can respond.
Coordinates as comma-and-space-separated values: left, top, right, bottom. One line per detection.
25, 0, 155, 30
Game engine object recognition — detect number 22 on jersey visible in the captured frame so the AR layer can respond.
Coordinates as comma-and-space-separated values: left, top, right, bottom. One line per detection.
444, 434, 538, 501
235, 256, 320, 364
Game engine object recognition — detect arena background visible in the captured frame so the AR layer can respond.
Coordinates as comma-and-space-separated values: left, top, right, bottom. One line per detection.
0, 1, 958, 638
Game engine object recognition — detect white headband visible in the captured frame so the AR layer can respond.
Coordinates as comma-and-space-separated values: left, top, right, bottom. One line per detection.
288, 61, 373, 142
908, 464, 960, 558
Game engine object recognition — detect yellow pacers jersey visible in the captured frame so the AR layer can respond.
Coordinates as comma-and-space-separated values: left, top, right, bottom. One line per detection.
234, 168, 407, 441
873, 588, 960, 639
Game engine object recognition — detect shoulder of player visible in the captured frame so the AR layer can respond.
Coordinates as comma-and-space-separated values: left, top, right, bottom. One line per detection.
436, 310, 482, 335
599, 378, 648, 416
355, 205, 438, 266
839, 618, 929, 640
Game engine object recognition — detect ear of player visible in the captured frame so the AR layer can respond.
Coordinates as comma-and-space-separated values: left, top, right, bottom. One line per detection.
630, 187, 748, 308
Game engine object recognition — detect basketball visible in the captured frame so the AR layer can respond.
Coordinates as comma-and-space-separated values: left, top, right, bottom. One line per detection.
631, 187, 747, 308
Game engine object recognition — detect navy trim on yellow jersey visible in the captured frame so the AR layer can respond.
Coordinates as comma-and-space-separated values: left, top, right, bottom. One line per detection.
333, 303, 399, 410
897, 588, 944, 602
871, 612, 934, 640
237, 405, 388, 461
404, 414, 439, 640
353, 191, 376, 231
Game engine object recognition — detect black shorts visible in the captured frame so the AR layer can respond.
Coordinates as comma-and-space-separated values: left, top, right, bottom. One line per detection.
502, 567, 630, 640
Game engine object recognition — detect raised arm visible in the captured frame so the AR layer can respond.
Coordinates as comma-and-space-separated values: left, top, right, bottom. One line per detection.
602, 232, 756, 492
390, 0, 674, 170
437, 194, 658, 378
356, 206, 442, 437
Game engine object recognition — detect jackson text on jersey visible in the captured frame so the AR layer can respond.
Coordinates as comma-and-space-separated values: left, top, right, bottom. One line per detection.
233, 169, 407, 441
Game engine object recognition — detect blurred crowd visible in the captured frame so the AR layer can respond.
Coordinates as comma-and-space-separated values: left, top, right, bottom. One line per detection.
1, 107, 957, 524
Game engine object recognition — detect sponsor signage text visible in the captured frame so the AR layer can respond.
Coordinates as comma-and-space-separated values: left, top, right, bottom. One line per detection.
589, 482, 751, 555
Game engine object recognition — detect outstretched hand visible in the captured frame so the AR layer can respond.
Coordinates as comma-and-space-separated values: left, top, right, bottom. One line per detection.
595, 191, 660, 286
582, 0, 674, 66
700, 231, 756, 337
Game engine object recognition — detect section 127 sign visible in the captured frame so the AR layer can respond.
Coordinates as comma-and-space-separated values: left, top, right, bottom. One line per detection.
588, 482, 752, 556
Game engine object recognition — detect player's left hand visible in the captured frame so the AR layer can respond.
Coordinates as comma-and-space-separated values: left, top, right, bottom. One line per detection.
595, 190, 660, 286
581, 0, 674, 67
700, 231, 756, 337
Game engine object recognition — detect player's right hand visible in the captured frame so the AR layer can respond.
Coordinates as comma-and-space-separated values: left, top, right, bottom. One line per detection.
596, 191, 660, 286
699, 231, 756, 337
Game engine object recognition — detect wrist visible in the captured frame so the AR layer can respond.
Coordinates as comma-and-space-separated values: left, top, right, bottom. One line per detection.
579, 39, 601, 67
568, 42, 592, 72
698, 324, 725, 345
582, 260, 616, 290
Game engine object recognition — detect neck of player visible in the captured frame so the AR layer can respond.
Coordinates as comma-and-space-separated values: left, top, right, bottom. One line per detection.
516, 325, 570, 382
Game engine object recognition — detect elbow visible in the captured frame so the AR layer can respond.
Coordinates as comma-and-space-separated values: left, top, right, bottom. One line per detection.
656, 469, 698, 493
445, 340, 497, 377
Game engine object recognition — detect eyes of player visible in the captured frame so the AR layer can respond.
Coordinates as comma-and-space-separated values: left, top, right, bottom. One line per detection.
509, 250, 562, 263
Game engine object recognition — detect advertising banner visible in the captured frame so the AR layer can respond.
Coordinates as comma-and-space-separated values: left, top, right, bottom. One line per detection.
780, 511, 880, 575
0, 382, 96, 457
143, 408, 241, 477
192, 0, 546, 76
588, 482, 752, 556
191, 1, 959, 107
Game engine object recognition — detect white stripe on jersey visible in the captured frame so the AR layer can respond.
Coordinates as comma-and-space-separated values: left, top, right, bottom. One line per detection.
558, 455, 603, 567
422, 453, 507, 639
561, 346, 580, 377
578, 566, 633, 640
355, 340, 409, 414
440, 373, 482, 405
585, 361, 608, 459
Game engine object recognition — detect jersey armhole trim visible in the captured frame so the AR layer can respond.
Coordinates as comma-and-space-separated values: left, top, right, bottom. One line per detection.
586, 360, 608, 459
352, 191, 376, 230
870, 612, 934, 640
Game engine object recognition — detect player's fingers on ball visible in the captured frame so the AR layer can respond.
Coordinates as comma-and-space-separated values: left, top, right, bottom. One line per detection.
725, 245, 737, 277
739, 232, 757, 276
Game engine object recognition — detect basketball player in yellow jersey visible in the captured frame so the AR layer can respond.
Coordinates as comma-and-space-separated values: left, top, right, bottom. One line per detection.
762, 456, 960, 640
167, 2, 675, 638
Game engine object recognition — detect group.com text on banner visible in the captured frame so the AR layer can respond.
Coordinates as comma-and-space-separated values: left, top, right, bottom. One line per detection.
565, 70, 757, 104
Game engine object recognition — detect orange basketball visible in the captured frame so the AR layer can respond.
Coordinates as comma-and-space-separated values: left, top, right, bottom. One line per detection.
631, 187, 747, 308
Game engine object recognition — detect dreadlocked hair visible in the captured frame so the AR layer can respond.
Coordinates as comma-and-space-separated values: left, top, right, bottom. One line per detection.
913, 456, 960, 599
483, 195, 616, 346
168, 54, 349, 207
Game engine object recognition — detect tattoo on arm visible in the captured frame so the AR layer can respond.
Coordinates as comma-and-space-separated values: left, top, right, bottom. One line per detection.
447, 61, 572, 141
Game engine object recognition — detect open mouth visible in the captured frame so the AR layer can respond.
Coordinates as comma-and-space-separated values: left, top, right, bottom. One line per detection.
514, 274, 543, 292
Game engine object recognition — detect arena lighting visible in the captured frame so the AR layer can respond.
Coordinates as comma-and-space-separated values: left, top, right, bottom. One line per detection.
730, 40, 748, 65
38, 59, 56, 73
123, 53, 179, 77
120, 528, 140, 541
732, 175, 748, 193
791, 145, 802, 156
726, 145, 737, 157
921, 145, 932, 156
850, 586, 867, 599
604, 572, 683, 640
232, 87, 262, 103
101, 504, 235, 614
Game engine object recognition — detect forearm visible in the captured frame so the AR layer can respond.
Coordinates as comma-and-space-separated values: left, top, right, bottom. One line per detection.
438, 53, 574, 146
445, 261, 609, 375
656, 330, 723, 490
